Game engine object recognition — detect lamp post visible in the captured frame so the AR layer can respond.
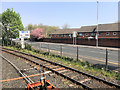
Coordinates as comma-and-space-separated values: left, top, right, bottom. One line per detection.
96, 0, 99, 48
4, 24, 9, 46
7, 24, 9, 46
14, 28, 19, 46
0, 22, 3, 46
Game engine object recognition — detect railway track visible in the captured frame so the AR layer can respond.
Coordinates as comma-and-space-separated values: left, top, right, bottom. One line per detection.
1, 55, 35, 84
1, 53, 56, 89
2, 47, 120, 89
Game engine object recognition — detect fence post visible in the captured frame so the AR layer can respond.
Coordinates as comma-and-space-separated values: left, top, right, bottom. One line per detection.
40, 43, 41, 51
15, 42, 17, 47
60, 45, 62, 57
2, 39, 4, 46
77, 46, 79, 61
105, 48, 108, 71
48, 44, 50, 54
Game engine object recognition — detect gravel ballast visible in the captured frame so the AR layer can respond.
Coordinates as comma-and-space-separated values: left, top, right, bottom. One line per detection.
2, 51, 81, 89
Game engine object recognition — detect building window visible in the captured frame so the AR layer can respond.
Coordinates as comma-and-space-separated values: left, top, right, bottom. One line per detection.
61, 35, 63, 37
106, 32, 109, 36
79, 33, 83, 36
98, 32, 101, 36
85, 33, 88, 36
64, 35, 67, 37
49, 35, 51, 38
91, 33, 95, 36
54, 35, 56, 37
57, 35, 59, 37
69, 34, 71, 37
49, 34, 52, 38
113, 32, 117, 35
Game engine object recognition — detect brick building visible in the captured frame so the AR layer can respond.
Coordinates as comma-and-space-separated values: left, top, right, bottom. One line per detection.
50, 28, 80, 38
50, 23, 120, 39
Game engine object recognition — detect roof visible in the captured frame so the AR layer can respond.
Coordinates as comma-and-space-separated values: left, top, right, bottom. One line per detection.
50, 28, 81, 34
78, 25, 96, 32
97, 23, 119, 31
50, 23, 119, 34
79, 23, 119, 32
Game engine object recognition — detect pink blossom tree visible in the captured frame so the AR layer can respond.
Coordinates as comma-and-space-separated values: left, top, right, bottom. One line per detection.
30, 28, 45, 40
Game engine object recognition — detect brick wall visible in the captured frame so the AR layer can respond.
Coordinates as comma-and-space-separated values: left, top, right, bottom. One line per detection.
43, 38, 120, 47
51, 31, 120, 39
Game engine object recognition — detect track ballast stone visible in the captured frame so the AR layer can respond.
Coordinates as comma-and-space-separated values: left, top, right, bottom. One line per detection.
2, 51, 81, 88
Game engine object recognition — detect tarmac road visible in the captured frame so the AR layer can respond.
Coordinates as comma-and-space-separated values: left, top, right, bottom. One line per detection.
14, 40, 119, 70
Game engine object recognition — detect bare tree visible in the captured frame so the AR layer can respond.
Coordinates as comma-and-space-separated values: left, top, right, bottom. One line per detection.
62, 24, 70, 29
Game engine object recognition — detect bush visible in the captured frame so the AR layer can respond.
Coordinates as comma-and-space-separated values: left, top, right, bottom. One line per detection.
85, 61, 90, 67
15, 43, 21, 49
25, 43, 32, 50
3, 39, 11, 46
43, 52, 49, 55
116, 73, 120, 80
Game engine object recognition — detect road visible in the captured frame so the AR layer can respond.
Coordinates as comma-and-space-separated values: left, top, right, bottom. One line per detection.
14, 40, 119, 70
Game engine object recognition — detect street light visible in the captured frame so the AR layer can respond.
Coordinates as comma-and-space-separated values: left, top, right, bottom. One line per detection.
7, 24, 9, 31
96, 0, 99, 48
4, 23, 9, 46
0, 22, 3, 46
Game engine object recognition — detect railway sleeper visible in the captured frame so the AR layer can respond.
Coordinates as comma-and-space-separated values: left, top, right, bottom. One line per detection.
2, 48, 120, 89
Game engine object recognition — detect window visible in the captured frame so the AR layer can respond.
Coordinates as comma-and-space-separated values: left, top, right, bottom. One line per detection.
50, 34, 52, 38
25, 34, 29, 36
57, 35, 59, 37
98, 32, 101, 36
79, 33, 83, 36
69, 34, 71, 37
113, 32, 117, 35
54, 35, 56, 37
106, 32, 109, 35
85, 33, 88, 36
61, 35, 63, 37
64, 35, 67, 37
91, 33, 95, 36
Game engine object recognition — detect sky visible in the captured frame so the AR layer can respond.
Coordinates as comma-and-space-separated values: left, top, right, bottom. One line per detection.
1, 1, 118, 28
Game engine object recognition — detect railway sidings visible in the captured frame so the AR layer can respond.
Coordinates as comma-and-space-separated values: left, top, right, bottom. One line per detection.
1, 48, 81, 89
1, 47, 120, 89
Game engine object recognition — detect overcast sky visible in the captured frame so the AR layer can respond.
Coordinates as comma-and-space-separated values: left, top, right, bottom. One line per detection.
2, 1, 118, 28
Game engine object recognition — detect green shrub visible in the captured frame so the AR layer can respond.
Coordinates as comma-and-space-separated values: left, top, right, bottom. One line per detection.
25, 43, 32, 50
116, 73, 120, 80
43, 52, 49, 55
85, 61, 90, 67
80, 62, 85, 66
15, 43, 21, 49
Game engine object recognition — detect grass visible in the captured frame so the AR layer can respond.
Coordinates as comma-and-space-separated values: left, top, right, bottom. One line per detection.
64, 81, 70, 84
4, 45, 120, 82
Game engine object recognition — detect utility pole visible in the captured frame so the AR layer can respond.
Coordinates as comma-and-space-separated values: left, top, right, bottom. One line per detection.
5, 24, 9, 46
96, 0, 99, 47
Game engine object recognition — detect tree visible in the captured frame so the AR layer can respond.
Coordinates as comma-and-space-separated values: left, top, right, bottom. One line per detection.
30, 28, 45, 40
27, 23, 60, 38
62, 24, 70, 29
2, 8, 24, 39
0, 21, 8, 46
37, 24, 60, 37
28, 24, 33, 30
33, 24, 38, 29
0, 13, 2, 22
